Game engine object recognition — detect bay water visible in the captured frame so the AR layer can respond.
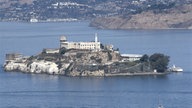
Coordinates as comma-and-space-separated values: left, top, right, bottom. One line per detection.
0, 22, 192, 108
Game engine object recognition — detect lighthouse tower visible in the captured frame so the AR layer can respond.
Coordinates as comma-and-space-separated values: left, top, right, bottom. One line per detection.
94, 33, 100, 51
95, 33, 98, 42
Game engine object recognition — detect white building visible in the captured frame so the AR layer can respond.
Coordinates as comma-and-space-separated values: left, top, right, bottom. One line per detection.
43, 48, 60, 54
121, 54, 143, 62
60, 34, 101, 51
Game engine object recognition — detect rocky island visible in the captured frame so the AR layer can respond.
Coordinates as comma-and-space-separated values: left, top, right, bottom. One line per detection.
3, 35, 170, 76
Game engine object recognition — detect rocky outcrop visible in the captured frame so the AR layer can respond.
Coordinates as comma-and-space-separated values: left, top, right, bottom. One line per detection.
4, 60, 59, 74
90, 4, 192, 29
67, 70, 105, 77
3, 49, 122, 76
4, 62, 28, 72
29, 61, 59, 74
3, 49, 167, 76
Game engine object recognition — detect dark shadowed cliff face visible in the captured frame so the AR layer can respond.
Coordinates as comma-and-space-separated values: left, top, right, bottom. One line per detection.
90, 4, 192, 29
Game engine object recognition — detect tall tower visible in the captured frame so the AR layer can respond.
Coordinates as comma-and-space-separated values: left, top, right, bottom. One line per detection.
60, 36, 67, 48
95, 33, 98, 42
60, 36, 67, 42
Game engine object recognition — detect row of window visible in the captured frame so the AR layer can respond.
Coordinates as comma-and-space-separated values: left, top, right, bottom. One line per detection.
80, 44, 99, 47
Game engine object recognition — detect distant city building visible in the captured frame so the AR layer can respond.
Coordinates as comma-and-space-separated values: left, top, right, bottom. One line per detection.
60, 34, 101, 51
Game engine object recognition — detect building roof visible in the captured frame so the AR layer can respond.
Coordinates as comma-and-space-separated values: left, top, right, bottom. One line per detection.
60, 36, 67, 41
121, 54, 143, 58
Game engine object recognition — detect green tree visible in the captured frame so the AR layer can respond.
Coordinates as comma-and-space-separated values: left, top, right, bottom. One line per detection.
59, 47, 67, 55
140, 54, 149, 63
107, 52, 112, 61
149, 53, 170, 72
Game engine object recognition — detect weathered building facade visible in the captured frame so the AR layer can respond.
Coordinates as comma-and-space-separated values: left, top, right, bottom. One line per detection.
60, 35, 101, 51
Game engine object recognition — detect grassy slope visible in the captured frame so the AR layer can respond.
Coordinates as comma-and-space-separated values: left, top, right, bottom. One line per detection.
90, 4, 192, 29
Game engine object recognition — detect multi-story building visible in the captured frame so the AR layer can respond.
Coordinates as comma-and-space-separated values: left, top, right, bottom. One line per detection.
60, 34, 101, 51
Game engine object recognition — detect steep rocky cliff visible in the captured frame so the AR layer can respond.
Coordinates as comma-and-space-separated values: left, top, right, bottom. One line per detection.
4, 49, 164, 76
90, 4, 192, 29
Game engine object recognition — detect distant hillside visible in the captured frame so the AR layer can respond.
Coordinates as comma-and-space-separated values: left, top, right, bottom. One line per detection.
0, 0, 34, 8
1, 0, 192, 26
90, 4, 192, 29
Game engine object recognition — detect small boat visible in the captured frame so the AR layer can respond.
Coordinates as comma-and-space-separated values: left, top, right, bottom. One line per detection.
169, 65, 183, 72
157, 96, 164, 108
157, 105, 164, 108
30, 18, 38, 23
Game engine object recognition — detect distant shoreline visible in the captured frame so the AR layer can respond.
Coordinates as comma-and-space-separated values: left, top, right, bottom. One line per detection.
105, 72, 170, 77
0, 21, 191, 30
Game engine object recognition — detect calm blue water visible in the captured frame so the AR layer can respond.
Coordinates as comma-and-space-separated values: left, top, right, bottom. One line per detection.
0, 22, 192, 108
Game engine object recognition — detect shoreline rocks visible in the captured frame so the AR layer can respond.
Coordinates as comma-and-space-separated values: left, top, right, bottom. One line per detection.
3, 60, 168, 76
3, 37, 170, 77
4, 60, 59, 75
3, 52, 168, 77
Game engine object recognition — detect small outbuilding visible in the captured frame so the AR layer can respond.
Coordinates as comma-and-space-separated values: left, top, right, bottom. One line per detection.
121, 54, 143, 62
43, 48, 60, 54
